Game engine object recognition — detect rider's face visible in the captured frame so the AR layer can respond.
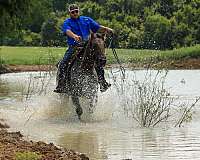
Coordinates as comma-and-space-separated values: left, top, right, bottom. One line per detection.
69, 9, 79, 19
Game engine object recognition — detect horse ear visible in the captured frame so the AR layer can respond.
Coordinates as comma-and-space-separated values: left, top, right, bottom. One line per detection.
95, 33, 100, 38
96, 33, 106, 41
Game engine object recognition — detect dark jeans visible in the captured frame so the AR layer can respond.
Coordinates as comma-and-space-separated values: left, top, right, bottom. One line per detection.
95, 58, 107, 82
58, 46, 75, 81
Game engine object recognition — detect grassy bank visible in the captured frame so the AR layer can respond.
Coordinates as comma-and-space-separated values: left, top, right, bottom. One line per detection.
0, 45, 200, 65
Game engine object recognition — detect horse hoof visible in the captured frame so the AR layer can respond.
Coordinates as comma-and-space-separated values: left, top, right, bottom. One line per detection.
76, 107, 83, 119
89, 107, 93, 114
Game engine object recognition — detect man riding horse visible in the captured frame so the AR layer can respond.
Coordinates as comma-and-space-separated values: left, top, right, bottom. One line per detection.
54, 4, 113, 93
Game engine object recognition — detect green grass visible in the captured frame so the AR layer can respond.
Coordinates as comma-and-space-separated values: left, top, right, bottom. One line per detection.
0, 46, 65, 65
106, 44, 200, 64
15, 151, 41, 160
0, 45, 200, 65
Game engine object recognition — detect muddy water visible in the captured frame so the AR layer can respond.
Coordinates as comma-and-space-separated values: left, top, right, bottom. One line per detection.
0, 70, 200, 160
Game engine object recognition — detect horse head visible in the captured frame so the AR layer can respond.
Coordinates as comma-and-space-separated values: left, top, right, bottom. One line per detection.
76, 33, 106, 70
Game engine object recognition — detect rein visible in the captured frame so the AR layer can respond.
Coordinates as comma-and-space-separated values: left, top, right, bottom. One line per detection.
69, 40, 89, 63
108, 34, 125, 79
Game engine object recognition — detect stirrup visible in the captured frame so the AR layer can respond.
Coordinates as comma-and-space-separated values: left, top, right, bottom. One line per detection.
100, 82, 111, 92
53, 87, 66, 93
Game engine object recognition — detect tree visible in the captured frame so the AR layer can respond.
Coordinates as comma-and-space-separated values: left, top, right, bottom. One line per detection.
127, 28, 144, 48
143, 14, 172, 49
52, 0, 67, 12
0, 0, 32, 39
157, 0, 174, 18
41, 14, 65, 46
78, 1, 103, 20
172, 4, 200, 47
23, 0, 53, 33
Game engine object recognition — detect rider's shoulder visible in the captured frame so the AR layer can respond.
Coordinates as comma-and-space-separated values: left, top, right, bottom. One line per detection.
63, 18, 71, 23
63, 18, 76, 26
80, 16, 93, 21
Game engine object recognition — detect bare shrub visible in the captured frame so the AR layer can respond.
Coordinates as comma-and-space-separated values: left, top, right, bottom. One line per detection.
0, 52, 10, 74
20, 50, 57, 100
20, 72, 53, 101
174, 97, 200, 127
111, 69, 199, 127
128, 70, 174, 127
37, 49, 58, 75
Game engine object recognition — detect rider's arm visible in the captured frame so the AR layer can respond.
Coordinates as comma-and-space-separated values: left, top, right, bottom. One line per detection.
66, 30, 81, 42
62, 19, 81, 42
98, 25, 113, 34
87, 17, 113, 34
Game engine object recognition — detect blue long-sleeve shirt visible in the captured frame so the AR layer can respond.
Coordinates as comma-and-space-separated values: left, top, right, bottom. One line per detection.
62, 16, 100, 46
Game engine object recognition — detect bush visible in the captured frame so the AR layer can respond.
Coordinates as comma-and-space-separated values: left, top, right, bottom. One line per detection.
22, 30, 41, 46
41, 14, 65, 47
143, 14, 172, 49
112, 69, 200, 127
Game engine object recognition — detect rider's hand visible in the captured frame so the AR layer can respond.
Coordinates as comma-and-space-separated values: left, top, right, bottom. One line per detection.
73, 35, 82, 42
106, 27, 114, 36
106, 28, 114, 35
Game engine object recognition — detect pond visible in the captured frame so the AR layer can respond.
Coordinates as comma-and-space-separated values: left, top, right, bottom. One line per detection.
0, 69, 200, 160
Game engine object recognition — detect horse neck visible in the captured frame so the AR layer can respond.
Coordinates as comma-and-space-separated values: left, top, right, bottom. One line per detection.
80, 40, 96, 69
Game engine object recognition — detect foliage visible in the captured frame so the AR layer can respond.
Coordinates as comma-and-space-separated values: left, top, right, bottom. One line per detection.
22, 30, 41, 46
143, 14, 172, 49
1, 0, 200, 49
15, 151, 41, 160
41, 14, 63, 46
52, 0, 67, 12
23, 0, 53, 33
0, 0, 32, 38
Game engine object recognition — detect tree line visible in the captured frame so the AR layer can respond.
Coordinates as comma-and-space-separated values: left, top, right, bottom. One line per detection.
0, 0, 200, 49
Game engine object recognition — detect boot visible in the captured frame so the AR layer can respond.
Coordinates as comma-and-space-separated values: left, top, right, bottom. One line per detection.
95, 66, 111, 92
54, 61, 69, 93
99, 80, 111, 92
54, 87, 65, 93
54, 75, 67, 93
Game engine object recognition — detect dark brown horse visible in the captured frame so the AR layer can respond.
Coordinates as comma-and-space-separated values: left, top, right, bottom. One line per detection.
62, 33, 106, 120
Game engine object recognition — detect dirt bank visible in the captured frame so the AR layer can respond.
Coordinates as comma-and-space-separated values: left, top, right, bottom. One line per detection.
151, 58, 200, 69
3, 58, 200, 73
124, 58, 200, 69
5, 64, 57, 73
0, 121, 89, 160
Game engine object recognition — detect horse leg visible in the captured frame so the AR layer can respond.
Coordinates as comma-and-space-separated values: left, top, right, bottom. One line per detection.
88, 94, 98, 114
71, 96, 83, 120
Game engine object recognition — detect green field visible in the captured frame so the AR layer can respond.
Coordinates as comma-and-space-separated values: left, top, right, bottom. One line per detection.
0, 45, 200, 65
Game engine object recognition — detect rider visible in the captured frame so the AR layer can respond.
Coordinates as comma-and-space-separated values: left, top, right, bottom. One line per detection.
54, 4, 113, 93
